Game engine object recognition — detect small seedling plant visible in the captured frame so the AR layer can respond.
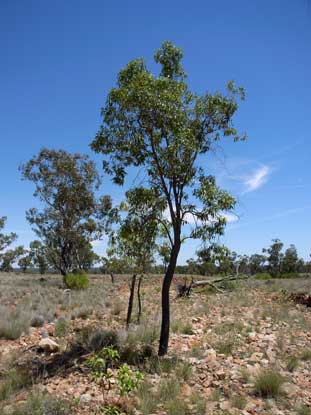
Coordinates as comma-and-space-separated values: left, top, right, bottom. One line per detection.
86, 346, 120, 389
117, 363, 144, 396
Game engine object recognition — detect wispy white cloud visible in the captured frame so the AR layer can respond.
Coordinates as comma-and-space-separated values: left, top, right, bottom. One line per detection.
243, 164, 272, 193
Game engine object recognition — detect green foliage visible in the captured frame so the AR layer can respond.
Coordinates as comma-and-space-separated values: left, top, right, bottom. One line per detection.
91, 41, 245, 354
300, 349, 311, 361
20, 148, 112, 275
0, 216, 18, 271
263, 239, 284, 277
254, 273, 272, 280
254, 370, 285, 397
0, 216, 17, 253
102, 405, 121, 415
64, 271, 89, 289
287, 355, 299, 372
18, 253, 32, 273
117, 363, 144, 396
282, 244, 299, 274
0, 246, 25, 272
86, 346, 120, 385
29, 240, 48, 274
108, 187, 164, 274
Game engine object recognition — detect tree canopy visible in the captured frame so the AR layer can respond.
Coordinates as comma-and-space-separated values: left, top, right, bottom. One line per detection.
20, 148, 111, 275
91, 41, 246, 355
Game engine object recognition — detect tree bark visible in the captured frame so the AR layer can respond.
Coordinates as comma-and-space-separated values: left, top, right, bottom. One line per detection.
158, 243, 180, 356
126, 274, 137, 328
110, 273, 115, 284
137, 274, 143, 323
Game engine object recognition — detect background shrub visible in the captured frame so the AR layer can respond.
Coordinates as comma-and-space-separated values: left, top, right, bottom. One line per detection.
254, 273, 272, 280
63, 271, 89, 289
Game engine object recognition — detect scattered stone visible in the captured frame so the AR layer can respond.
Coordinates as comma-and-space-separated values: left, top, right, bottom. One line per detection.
38, 337, 59, 353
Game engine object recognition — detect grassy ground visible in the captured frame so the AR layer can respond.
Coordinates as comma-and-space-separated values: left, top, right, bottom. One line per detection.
0, 272, 310, 414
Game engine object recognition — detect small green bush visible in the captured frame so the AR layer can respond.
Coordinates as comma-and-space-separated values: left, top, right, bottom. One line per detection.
63, 271, 89, 289
254, 273, 272, 280
254, 370, 284, 397
117, 364, 144, 396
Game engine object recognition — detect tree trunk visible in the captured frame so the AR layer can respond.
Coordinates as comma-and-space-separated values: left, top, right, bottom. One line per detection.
158, 243, 180, 356
110, 273, 115, 284
126, 274, 137, 328
137, 274, 143, 323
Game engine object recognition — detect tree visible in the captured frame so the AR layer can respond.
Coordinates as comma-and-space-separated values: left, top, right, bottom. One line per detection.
158, 242, 171, 272
282, 244, 299, 274
0, 246, 24, 272
20, 149, 111, 276
108, 187, 163, 326
249, 253, 266, 275
0, 217, 18, 272
29, 240, 48, 274
0, 216, 17, 254
263, 239, 284, 277
91, 41, 245, 355
18, 252, 32, 273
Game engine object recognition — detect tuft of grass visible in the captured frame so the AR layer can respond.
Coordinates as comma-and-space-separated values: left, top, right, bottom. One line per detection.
295, 404, 311, 415
300, 349, 311, 361
0, 307, 31, 340
175, 361, 192, 382
211, 388, 221, 402
55, 317, 69, 338
254, 370, 285, 398
8, 392, 70, 415
231, 395, 247, 410
171, 320, 194, 335
190, 344, 205, 359
287, 355, 299, 372
0, 368, 32, 401
166, 399, 188, 415
157, 378, 181, 403
137, 381, 158, 415
189, 392, 206, 414
240, 367, 251, 383
214, 337, 235, 355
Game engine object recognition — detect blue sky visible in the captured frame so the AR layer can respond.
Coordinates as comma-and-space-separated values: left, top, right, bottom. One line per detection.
1, 0, 310, 263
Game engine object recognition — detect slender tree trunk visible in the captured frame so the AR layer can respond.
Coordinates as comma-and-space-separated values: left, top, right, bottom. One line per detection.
137, 274, 143, 323
126, 274, 137, 328
158, 242, 180, 356
110, 273, 115, 284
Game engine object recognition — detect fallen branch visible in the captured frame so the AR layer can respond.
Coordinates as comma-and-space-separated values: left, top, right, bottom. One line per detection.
192, 274, 248, 288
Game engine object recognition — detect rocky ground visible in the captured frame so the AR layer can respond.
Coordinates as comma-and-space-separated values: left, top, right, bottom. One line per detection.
0, 273, 311, 414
